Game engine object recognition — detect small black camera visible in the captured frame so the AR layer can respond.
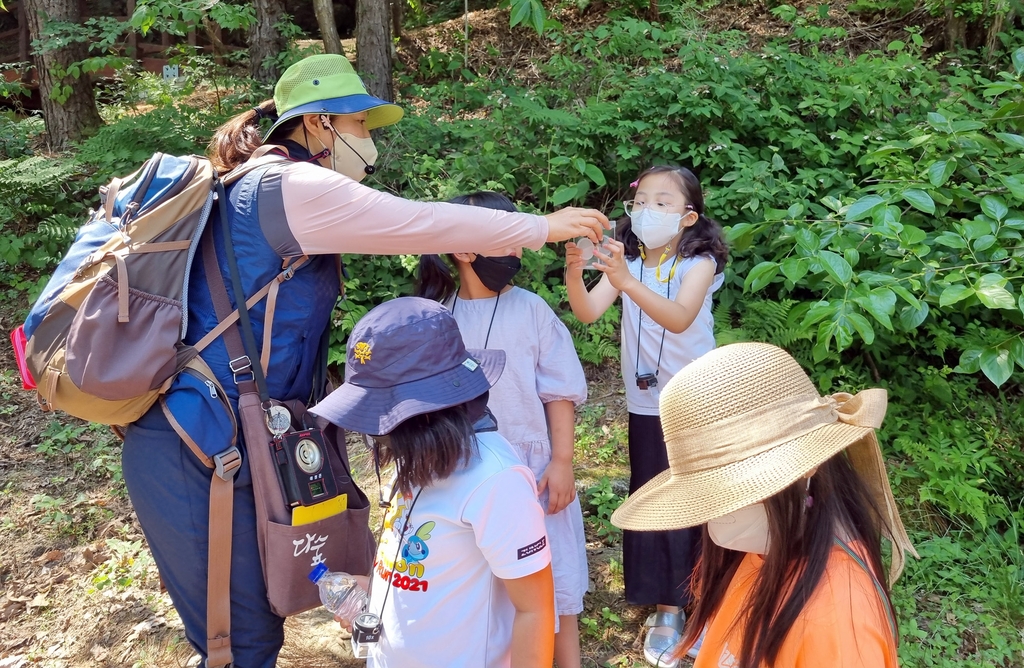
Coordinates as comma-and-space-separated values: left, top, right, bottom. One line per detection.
635, 373, 659, 391
271, 428, 340, 507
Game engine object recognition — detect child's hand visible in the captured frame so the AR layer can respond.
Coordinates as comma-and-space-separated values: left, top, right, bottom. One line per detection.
537, 459, 576, 515
593, 239, 634, 291
565, 242, 585, 281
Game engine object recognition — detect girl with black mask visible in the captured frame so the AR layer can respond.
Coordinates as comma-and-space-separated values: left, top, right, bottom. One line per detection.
417, 192, 590, 668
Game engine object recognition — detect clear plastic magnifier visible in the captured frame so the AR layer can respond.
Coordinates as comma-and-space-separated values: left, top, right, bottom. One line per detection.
575, 222, 616, 270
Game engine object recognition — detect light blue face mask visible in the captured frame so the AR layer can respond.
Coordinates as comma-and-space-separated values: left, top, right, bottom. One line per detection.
630, 208, 682, 248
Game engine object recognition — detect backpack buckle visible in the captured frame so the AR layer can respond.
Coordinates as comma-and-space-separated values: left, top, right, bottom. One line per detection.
228, 355, 254, 384
213, 446, 241, 481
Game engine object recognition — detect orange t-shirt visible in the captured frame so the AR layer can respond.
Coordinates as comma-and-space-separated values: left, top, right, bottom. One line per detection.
694, 543, 898, 668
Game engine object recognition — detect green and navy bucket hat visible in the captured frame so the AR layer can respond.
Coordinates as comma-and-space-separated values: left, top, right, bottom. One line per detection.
264, 54, 404, 140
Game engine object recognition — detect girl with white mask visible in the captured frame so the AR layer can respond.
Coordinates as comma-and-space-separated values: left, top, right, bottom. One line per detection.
565, 165, 728, 667
611, 343, 918, 668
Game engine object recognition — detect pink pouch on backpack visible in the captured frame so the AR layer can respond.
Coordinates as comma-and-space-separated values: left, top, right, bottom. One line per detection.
10, 325, 36, 390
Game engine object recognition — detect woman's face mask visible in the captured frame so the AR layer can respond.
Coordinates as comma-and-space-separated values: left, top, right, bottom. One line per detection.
314, 117, 378, 182
630, 208, 682, 249
330, 133, 378, 182
471, 255, 521, 293
707, 502, 771, 554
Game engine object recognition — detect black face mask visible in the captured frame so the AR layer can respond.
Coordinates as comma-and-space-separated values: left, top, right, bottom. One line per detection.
471, 255, 522, 293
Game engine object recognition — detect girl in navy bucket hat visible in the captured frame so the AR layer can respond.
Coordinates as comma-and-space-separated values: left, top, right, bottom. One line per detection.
312, 297, 556, 668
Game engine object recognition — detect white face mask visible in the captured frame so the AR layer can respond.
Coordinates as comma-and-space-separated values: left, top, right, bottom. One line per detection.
707, 503, 771, 554
630, 208, 682, 249
330, 133, 378, 183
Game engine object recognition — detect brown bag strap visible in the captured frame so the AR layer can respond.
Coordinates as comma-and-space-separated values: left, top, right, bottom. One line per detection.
206, 447, 241, 668
197, 224, 248, 668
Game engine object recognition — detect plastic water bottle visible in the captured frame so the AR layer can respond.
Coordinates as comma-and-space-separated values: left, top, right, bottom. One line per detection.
308, 563, 367, 621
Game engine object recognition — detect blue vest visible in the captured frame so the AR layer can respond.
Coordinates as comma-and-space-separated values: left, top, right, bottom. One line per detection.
157, 163, 340, 458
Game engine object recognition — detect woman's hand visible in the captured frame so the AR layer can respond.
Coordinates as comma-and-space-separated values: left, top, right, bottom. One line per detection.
564, 242, 585, 282
592, 239, 635, 292
545, 207, 610, 244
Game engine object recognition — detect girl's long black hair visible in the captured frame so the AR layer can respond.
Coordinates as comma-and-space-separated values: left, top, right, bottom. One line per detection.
619, 165, 729, 273
416, 191, 519, 303
679, 449, 897, 666
374, 392, 489, 493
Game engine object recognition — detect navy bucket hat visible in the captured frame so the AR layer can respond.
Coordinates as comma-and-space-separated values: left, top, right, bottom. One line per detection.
310, 297, 504, 436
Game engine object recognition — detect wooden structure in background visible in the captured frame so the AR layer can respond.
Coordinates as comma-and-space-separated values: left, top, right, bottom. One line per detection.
0, 0, 225, 99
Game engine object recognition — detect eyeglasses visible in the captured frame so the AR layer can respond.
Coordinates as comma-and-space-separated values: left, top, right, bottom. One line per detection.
623, 200, 694, 217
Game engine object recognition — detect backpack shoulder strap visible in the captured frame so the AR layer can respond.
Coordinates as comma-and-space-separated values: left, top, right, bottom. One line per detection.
833, 536, 897, 641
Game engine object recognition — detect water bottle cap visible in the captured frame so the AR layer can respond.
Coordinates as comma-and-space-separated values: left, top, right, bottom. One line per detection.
308, 562, 329, 583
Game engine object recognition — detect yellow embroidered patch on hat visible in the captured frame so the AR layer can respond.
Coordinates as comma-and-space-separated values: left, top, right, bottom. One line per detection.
353, 341, 372, 364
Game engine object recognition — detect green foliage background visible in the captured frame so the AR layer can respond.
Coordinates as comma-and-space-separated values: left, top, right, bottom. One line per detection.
1, 7, 1023, 665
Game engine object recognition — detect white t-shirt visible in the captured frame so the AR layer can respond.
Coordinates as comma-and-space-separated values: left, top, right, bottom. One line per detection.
620, 254, 723, 415
367, 431, 552, 668
447, 286, 587, 445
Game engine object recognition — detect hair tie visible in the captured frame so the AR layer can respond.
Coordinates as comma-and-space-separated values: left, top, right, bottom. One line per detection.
253, 106, 267, 120
629, 180, 639, 188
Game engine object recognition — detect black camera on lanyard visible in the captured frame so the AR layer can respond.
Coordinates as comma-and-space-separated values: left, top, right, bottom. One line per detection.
272, 427, 340, 507
635, 372, 658, 391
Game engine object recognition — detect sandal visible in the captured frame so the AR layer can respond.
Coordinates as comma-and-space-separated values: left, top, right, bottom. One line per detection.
643, 611, 685, 668
685, 623, 707, 659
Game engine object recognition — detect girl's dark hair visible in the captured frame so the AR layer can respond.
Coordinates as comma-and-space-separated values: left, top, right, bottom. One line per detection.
416, 191, 519, 303
375, 393, 486, 493
207, 99, 302, 172
618, 165, 729, 273
679, 450, 896, 666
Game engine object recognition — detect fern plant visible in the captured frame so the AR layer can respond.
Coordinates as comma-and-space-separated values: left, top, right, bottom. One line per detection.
0, 157, 83, 270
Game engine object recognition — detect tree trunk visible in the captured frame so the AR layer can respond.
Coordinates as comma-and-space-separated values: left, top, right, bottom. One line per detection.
22, 0, 102, 150
249, 0, 288, 85
944, 7, 967, 51
356, 0, 394, 102
391, 0, 404, 40
984, 6, 1013, 62
314, 0, 345, 55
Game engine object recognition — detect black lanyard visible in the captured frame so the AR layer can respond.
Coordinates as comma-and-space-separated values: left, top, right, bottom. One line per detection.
634, 257, 678, 381
451, 290, 501, 348
367, 469, 423, 619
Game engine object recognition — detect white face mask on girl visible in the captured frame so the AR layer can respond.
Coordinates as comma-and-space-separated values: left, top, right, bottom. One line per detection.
707, 502, 771, 554
630, 208, 681, 249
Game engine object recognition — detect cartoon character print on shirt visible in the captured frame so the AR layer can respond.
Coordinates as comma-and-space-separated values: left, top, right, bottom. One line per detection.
401, 522, 434, 563
374, 493, 433, 592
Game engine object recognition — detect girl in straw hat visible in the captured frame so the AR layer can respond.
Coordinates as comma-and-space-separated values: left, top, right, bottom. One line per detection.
566, 165, 728, 666
611, 342, 918, 668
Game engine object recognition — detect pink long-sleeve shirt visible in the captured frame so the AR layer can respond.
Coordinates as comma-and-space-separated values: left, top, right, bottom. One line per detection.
254, 159, 548, 258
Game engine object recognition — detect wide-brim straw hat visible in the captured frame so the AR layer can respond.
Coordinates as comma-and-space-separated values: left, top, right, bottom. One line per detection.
611, 342, 917, 583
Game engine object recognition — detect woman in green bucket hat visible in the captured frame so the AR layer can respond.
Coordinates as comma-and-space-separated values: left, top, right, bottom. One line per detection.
120, 53, 610, 668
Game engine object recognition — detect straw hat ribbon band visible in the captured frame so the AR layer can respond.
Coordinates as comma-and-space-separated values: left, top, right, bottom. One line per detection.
666, 389, 885, 474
